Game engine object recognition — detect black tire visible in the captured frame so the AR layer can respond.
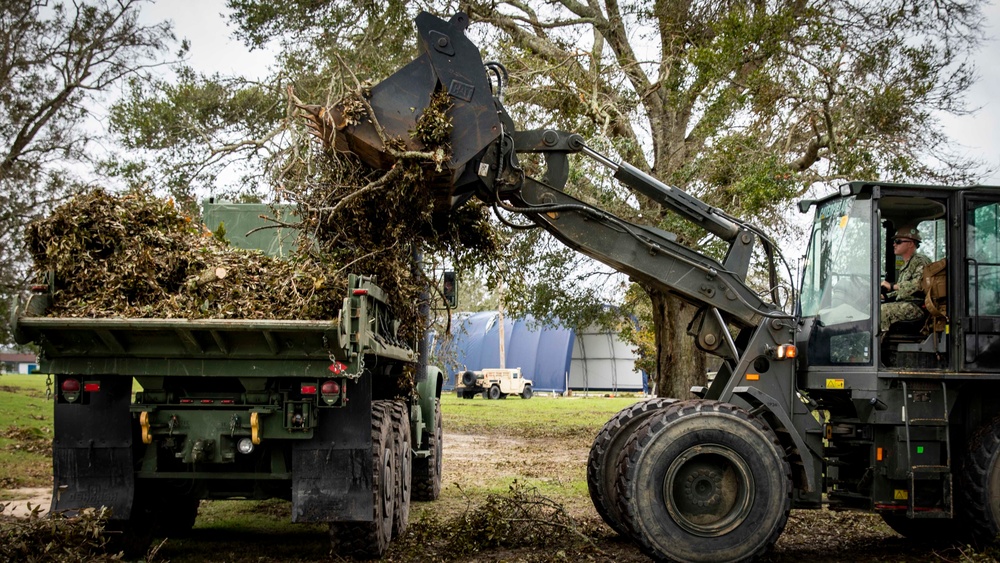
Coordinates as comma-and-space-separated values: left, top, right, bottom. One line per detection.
961, 414, 1000, 544
615, 400, 791, 562
153, 496, 200, 537
103, 506, 154, 559
413, 398, 442, 501
521, 385, 533, 399
329, 400, 395, 558
461, 371, 477, 386
390, 400, 411, 539
461, 390, 476, 399
488, 385, 501, 400
587, 398, 677, 537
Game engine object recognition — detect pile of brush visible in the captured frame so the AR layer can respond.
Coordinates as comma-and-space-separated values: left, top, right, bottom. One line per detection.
25, 188, 344, 320
24, 86, 503, 339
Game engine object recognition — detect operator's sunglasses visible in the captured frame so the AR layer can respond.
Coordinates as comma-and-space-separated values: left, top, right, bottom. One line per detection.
892, 238, 912, 245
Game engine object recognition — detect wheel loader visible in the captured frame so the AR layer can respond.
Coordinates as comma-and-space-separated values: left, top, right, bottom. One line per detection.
315, 11, 1000, 562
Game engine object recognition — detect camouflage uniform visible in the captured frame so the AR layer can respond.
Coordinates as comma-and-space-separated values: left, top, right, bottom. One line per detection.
880, 252, 932, 332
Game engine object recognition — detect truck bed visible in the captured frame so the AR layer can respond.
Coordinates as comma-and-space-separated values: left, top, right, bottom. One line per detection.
14, 290, 413, 376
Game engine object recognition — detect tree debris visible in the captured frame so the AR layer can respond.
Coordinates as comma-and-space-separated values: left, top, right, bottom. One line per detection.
24, 188, 344, 321
22, 85, 504, 342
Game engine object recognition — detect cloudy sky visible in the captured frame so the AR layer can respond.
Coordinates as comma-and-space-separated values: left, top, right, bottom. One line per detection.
144, 1, 1000, 185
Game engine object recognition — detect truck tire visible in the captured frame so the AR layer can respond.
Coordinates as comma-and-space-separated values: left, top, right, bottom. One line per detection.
461, 371, 477, 386
461, 390, 476, 399
412, 398, 442, 501
103, 501, 155, 559
587, 398, 677, 537
329, 400, 395, 558
488, 385, 501, 400
390, 400, 411, 539
615, 400, 791, 562
521, 385, 533, 399
961, 414, 1000, 543
153, 496, 200, 537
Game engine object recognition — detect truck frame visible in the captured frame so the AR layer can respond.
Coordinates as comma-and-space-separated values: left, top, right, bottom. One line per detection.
12, 216, 444, 558
326, 11, 1000, 561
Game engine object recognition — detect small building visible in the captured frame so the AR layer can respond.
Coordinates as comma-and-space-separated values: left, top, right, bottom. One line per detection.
438, 312, 645, 395
0, 352, 38, 374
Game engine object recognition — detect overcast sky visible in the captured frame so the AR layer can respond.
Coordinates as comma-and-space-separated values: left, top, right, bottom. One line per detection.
144, 0, 1000, 185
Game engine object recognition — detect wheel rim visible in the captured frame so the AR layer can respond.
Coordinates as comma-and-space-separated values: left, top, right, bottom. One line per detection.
381, 447, 394, 519
663, 444, 754, 537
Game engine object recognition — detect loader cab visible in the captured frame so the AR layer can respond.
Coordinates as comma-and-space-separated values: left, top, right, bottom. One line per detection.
797, 183, 950, 370
798, 181, 1000, 374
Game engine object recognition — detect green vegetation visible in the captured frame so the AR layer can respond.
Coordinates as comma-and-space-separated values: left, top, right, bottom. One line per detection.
0, 374, 52, 491
440, 392, 641, 439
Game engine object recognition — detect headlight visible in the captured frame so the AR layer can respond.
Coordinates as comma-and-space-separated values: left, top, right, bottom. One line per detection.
237, 437, 255, 454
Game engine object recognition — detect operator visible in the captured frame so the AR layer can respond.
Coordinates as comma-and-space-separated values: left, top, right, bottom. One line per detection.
880, 226, 931, 333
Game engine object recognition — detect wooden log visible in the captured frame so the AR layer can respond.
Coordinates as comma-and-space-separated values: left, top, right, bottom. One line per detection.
187, 267, 228, 290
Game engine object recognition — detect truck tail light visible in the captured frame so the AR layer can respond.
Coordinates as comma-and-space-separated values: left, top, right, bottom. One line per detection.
321, 380, 342, 405
300, 384, 318, 395
83, 381, 100, 392
61, 378, 81, 403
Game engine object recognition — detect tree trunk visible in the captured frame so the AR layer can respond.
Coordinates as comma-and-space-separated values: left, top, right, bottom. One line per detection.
649, 287, 706, 400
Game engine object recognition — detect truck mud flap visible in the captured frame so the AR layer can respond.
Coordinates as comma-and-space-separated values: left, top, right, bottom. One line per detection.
51, 376, 135, 519
292, 375, 373, 522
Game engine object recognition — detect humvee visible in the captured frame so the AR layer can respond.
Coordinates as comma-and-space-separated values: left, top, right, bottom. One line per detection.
456, 368, 533, 400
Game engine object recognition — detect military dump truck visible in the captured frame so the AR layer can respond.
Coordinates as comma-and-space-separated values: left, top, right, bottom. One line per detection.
11, 203, 444, 559
456, 367, 533, 399
322, 11, 1000, 562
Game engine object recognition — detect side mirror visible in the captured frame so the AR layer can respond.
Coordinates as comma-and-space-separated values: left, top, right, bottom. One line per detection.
443, 271, 457, 308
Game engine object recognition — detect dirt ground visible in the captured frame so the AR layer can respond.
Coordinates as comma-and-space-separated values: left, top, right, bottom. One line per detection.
2, 431, 984, 562
432, 432, 960, 563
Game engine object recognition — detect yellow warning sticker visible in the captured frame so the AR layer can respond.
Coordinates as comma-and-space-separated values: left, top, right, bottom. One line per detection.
826, 379, 845, 389
894, 490, 908, 500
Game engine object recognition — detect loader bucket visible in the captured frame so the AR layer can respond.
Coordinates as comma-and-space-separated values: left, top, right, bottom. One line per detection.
332, 12, 502, 209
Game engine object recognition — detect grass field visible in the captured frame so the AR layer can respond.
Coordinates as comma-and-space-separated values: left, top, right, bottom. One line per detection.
441, 391, 641, 438
0, 374, 52, 494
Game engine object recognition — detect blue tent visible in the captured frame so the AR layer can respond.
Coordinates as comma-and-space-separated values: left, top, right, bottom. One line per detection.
438, 312, 575, 393
437, 312, 647, 394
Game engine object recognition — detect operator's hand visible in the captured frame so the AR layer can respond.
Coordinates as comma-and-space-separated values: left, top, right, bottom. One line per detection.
880, 280, 893, 291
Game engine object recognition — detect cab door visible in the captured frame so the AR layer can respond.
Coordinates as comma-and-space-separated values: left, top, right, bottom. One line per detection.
961, 194, 1000, 371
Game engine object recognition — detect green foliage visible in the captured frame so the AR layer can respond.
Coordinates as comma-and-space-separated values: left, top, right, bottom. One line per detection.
226, 0, 421, 80
618, 284, 656, 376
441, 392, 641, 439
104, 68, 285, 201
0, 0, 177, 344
0, 375, 52, 489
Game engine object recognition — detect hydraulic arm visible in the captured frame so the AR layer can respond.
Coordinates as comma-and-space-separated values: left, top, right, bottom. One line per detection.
329, 12, 791, 362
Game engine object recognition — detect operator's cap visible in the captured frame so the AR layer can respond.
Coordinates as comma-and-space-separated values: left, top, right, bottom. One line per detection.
895, 226, 922, 243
